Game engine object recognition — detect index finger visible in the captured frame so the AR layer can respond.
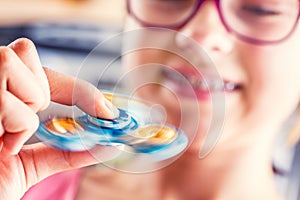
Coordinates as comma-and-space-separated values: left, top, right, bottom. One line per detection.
44, 67, 114, 119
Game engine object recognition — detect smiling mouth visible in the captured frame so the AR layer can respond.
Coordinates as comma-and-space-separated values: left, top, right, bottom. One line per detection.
161, 69, 242, 92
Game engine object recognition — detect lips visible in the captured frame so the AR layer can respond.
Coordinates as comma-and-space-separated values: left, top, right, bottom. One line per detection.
161, 68, 242, 100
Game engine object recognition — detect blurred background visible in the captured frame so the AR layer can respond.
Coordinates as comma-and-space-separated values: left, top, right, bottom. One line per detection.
0, 0, 125, 87
0, 0, 125, 27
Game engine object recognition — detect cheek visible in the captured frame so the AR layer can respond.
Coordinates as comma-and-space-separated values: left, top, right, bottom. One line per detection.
241, 44, 300, 128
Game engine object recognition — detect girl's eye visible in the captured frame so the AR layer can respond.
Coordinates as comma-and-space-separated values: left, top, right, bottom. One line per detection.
242, 5, 280, 16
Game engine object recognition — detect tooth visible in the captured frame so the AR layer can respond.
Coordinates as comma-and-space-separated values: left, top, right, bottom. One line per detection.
208, 80, 216, 90
224, 82, 236, 90
212, 81, 224, 91
198, 80, 208, 90
167, 71, 186, 84
178, 75, 187, 84
189, 76, 198, 86
163, 70, 234, 92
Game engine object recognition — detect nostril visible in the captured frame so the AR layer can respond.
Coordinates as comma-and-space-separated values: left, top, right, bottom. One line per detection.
176, 28, 233, 55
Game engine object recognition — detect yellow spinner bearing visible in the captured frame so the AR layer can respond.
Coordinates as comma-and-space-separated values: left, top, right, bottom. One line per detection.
131, 124, 178, 145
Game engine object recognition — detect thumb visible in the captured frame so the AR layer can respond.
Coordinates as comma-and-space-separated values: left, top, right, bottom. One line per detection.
18, 143, 123, 189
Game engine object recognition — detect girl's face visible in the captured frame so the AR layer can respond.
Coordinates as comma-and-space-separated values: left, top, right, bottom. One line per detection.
122, 0, 300, 152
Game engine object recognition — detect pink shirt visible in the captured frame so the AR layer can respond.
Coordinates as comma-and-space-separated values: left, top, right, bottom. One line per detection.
22, 169, 83, 200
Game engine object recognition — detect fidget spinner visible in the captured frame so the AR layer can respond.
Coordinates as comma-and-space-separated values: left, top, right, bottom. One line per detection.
36, 91, 188, 159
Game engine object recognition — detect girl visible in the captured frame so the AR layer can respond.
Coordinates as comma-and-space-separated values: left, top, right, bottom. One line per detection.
3, 0, 300, 199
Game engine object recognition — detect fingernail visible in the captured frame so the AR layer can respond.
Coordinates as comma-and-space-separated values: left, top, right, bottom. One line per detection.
104, 98, 119, 119
99, 98, 113, 119
104, 98, 113, 110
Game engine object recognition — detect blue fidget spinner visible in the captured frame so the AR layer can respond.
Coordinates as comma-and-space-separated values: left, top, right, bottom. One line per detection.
36, 92, 188, 160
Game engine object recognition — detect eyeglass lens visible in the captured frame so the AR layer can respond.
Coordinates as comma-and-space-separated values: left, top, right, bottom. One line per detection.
129, 0, 300, 43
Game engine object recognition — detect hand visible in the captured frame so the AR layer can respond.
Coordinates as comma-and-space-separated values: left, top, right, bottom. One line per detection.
0, 38, 121, 199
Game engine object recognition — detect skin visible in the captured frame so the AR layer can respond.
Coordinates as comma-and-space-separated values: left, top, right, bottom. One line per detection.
0, 38, 122, 200
76, 1, 300, 200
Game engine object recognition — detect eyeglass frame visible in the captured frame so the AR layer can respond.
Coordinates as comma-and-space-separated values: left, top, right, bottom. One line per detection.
126, 0, 300, 45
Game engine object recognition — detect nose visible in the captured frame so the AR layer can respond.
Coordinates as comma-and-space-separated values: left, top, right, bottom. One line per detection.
176, 1, 233, 55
